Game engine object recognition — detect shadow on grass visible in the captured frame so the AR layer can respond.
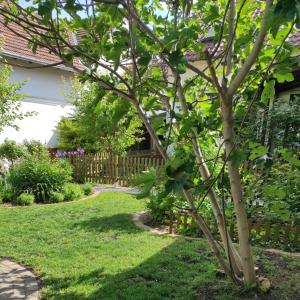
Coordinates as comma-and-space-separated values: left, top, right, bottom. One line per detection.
43, 213, 300, 300
71, 213, 142, 234
43, 238, 217, 300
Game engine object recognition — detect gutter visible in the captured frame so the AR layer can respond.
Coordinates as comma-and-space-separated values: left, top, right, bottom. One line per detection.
1, 50, 78, 72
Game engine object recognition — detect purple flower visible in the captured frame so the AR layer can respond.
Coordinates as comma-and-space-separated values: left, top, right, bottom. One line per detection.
78, 148, 85, 155
56, 151, 62, 158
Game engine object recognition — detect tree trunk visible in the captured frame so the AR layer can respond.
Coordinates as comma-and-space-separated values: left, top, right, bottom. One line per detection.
176, 78, 243, 275
182, 189, 240, 282
190, 134, 243, 276
221, 100, 256, 283
132, 98, 241, 281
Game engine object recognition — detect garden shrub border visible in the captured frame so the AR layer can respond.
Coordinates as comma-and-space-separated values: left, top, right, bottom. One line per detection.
0, 187, 99, 208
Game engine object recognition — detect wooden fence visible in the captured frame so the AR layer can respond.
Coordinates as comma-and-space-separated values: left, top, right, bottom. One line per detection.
168, 211, 300, 248
70, 152, 164, 186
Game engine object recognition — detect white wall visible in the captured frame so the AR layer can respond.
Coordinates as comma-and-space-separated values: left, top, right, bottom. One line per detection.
0, 60, 74, 147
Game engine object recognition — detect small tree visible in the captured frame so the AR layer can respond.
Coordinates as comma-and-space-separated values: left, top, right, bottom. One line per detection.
1, 0, 299, 286
0, 64, 33, 132
57, 79, 144, 154
0, 139, 25, 167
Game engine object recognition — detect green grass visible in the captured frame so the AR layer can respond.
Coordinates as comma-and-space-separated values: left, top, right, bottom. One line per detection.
0, 192, 299, 299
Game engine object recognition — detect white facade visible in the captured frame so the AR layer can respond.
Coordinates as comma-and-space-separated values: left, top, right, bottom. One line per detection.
0, 59, 74, 147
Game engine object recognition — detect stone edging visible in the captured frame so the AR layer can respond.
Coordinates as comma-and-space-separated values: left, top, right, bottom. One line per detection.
132, 210, 201, 241
132, 210, 300, 257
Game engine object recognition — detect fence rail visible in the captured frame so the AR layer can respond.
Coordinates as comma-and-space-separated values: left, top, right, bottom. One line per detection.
70, 152, 164, 186
168, 211, 300, 248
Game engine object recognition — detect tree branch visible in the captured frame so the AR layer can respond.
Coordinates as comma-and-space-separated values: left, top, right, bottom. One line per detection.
227, 0, 272, 98
225, 0, 235, 78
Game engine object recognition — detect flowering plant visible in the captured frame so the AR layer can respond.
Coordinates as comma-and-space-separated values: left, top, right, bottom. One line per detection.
56, 148, 85, 158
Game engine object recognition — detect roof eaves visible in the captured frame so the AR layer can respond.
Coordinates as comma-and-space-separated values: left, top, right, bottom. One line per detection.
2, 50, 77, 72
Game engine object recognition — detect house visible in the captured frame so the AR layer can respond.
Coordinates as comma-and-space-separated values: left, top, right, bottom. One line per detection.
133, 26, 300, 154
0, 20, 82, 148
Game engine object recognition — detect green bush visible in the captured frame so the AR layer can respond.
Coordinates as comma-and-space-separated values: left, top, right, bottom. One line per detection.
0, 139, 25, 166
244, 163, 300, 225
81, 183, 93, 196
1, 189, 14, 203
23, 140, 49, 160
15, 193, 34, 206
9, 157, 73, 202
49, 191, 65, 203
62, 183, 83, 201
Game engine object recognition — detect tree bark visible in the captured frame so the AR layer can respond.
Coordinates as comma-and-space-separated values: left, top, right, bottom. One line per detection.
221, 100, 256, 283
182, 189, 240, 282
176, 77, 243, 275
190, 136, 243, 276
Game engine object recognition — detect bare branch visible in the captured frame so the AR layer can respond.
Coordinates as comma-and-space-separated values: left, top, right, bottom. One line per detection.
186, 62, 214, 84
205, 51, 227, 102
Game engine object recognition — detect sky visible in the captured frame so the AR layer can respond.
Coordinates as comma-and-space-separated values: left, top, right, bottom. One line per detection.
18, 0, 169, 19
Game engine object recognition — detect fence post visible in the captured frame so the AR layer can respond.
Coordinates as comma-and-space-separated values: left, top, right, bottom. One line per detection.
114, 154, 119, 187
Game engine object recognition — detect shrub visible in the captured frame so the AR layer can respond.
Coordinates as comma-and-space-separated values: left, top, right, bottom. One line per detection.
0, 139, 25, 166
15, 193, 34, 206
244, 162, 300, 224
81, 183, 93, 196
9, 157, 73, 202
1, 189, 14, 203
49, 191, 65, 203
23, 140, 49, 160
62, 183, 83, 201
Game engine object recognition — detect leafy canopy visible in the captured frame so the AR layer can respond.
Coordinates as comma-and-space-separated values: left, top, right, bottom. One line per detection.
57, 79, 143, 154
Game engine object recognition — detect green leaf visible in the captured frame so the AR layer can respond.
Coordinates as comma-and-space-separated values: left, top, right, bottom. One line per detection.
37, 1, 55, 23
64, 0, 82, 12
228, 149, 247, 168
134, 170, 156, 199
138, 53, 151, 76
274, 72, 294, 83
169, 50, 187, 74
151, 67, 162, 78
263, 185, 286, 200
278, 149, 300, 167
165, 179, 180, 194
165, 157, 186, 178
261, 80, 275, 105
274, 0, 297, 21
63, 52, 74, 63
249, 143, 268, 161
273, 64, 295, 83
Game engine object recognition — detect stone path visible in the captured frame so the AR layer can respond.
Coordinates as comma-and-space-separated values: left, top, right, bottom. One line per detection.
0, 259, 40, 300
94, 184, 138, 195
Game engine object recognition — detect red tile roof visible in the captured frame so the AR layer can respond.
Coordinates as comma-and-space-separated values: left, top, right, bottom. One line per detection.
185, 29, 300, 62
288, 29, 300, 46
0, 18, 83, 72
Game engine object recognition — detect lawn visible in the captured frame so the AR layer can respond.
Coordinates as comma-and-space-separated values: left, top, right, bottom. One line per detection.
0, 192, 299, 299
